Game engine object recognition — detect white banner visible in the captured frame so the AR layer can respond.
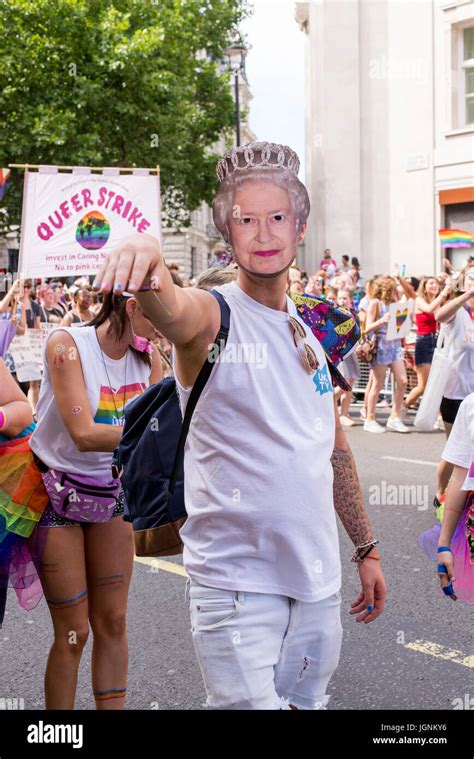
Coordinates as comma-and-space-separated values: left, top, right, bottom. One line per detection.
8, 329, 43, 382
19, 169, 162, 278
385, 299, 414, 341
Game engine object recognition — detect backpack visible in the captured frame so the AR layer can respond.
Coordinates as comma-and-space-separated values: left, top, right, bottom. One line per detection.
112, 289, 230, 557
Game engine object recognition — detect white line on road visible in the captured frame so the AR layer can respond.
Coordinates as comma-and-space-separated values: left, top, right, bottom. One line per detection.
404, 640, 474, 668
382, 456, 437, 467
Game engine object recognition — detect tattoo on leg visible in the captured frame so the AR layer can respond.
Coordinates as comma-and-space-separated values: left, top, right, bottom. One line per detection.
93, 573, 125, 589
94, 687, 127, 702
41, 561, 60, 574
46, 588, 88, 610
331, 446, 372, 546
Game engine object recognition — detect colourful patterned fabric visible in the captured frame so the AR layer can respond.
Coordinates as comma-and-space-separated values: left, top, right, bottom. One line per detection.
0, 430, 49, 625
290, 292, 361, 366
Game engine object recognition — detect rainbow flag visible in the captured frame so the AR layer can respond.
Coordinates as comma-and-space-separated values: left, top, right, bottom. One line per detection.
94, 382, 147, 425
0, 169, 10, 202
439, 228, 473, 248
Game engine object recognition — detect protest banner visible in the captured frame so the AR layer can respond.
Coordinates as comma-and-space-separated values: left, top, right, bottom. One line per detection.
18, 167, 162, 278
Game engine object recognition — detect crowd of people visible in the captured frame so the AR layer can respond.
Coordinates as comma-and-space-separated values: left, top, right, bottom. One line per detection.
0, 140, 472, 712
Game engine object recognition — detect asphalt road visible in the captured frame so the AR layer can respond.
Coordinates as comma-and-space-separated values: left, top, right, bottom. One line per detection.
1, 406, 472, 711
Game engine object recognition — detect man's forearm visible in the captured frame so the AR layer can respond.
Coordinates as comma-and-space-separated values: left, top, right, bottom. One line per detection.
331, 444, 373, 547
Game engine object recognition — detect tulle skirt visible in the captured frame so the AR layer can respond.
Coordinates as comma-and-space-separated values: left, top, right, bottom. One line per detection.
0, 434, 49, 626
418, 492, 474, 603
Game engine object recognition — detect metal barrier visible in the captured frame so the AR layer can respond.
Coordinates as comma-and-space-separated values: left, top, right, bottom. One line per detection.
352, 339, 418, 402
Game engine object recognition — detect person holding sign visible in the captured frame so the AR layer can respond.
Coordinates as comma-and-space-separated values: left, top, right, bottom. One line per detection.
363, 276, 410, 434
29, 292, 162, 710
0, 281, 28, 383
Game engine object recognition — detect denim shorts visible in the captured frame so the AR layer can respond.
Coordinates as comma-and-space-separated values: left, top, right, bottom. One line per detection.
414, 333, 437, 366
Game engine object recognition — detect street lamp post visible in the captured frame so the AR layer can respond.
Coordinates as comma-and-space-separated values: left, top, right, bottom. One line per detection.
234, 69, 241, 147
225, 40, 247, 148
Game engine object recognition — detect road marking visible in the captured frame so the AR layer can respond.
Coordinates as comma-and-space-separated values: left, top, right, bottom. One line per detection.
404, 640, 474, 668
382, 456, 437, 467
134, 556, 188, 577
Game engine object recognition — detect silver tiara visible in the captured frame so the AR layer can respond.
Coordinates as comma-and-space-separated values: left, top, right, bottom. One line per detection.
216, 141, 300, 183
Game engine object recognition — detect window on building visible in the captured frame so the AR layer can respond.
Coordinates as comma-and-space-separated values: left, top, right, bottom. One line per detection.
463, 27, 474, 125
7, 248, 19, 275
190, 246, 197, 279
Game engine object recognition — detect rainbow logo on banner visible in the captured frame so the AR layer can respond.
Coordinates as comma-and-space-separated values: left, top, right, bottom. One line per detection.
76, 211, 110, 250
0, 169, 10, 202
94, 382, 147, 425
438, 228, 473, 248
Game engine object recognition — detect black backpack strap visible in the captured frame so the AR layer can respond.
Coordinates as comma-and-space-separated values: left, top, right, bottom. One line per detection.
168, 289, 230, 495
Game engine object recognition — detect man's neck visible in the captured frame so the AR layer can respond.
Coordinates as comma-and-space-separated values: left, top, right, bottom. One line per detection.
236, 271, 289, 312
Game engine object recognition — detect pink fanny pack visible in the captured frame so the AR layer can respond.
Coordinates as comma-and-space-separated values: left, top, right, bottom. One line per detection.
34, 455, 121, 523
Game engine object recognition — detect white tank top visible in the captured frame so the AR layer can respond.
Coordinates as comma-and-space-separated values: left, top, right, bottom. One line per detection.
175, 282, 341, 602
443, 307, 474, 400
30, 326, 150, 479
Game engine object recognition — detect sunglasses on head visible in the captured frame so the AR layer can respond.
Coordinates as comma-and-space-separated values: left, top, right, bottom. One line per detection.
288, 316, 319, 374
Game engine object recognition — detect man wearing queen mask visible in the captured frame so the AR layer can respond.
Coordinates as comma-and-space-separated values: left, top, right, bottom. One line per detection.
94, 142, 387, 710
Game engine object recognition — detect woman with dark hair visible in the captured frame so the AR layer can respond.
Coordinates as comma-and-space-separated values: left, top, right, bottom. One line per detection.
29, 292, 162, 710
60, 287, 95, 326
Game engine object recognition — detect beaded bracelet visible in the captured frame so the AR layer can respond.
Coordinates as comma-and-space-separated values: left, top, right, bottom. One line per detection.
0, 406, 9, 433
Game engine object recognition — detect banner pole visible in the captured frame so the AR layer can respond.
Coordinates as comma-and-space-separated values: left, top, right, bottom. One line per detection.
9, 164, 160, 173
18, 165, 30, 278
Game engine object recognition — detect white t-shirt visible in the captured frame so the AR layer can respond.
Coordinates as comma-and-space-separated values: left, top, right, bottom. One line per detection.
443, 306, 474, 400
442, 392, 474, 491
175, 281, 341, 602
30, 326, 150, 479
325, 262, 337, 282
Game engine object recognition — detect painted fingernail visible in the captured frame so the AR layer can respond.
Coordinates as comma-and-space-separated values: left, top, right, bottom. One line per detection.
128, 282, 137, 291
367, 605, 374, 612
92, 279, 100, 290
114, 283, 123, 290
102, 282, 110, 290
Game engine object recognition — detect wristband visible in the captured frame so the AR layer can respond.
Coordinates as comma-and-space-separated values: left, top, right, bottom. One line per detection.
437, 546, 452, 553
0, 406, 9, 433
351, 539, 379, 564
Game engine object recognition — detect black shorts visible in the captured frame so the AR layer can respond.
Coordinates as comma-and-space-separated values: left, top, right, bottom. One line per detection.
414, 333, 437, 366
440, 396, 463, 425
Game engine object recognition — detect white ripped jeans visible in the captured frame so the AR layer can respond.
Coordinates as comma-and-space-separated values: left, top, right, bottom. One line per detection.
187, 579, 343, 710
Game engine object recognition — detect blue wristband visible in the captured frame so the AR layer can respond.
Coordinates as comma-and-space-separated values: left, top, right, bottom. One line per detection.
437, 563, 448, 574
437, 546, 451, 553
